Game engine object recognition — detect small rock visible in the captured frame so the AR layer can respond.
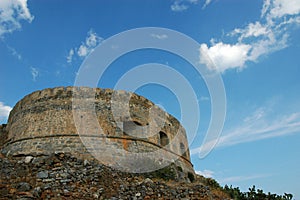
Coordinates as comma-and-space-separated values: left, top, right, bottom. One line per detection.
42, 178, 55, 182
144, 178, 153, 184
63, 189, 69, 193
32, 187, 42, 197
93, 193, 99, 198
0, 152, 5, 158
170, 189, 177, 196
83, 159, 89, 166
17, 191, 34, 198
37, 171, 49, 179
24, 156, 34, 164
135, 192, 141, 197
9, 188, 17, 194
60, 179, 72, 183
59, 172, 69, 178
42, 184, 52, 190
98, 188, 104, 193
58, 153, 65, 158
17, 182, 31, 192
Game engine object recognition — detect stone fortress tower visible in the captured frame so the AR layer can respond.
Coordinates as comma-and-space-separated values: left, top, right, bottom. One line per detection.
0, 86, 195, 181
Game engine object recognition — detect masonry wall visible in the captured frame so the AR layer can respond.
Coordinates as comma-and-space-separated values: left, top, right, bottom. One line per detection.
0, 124, 7, 147
1, 87, 193, 176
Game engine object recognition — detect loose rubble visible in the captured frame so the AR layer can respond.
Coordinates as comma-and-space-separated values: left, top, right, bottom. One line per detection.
0, 153, 229, 199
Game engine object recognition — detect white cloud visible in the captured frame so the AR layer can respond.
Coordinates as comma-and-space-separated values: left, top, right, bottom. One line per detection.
191, 108, 300, 155
150, 34, 168, 40
0, 0, 33, 37
67, 29, 103, 63
66, 49, 74, 63
261, 0, 271, 18
248, 31, 288, 61
0, 102, 12, 122
199, 0, 300, 73
85, 30, 100, 47
171, 0, 212, 12
269, 0, 300, 18
231, 22, 269, 41
200, 42, 251, 72
202, 0, 212, 9
171, 1, 189, 12
77, 45, 88, 57
30, 67, 39, 81
195, 169, 214, 178
77, 30, 102, 58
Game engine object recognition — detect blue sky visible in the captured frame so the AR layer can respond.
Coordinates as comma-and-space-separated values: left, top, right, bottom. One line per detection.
1, 0, 300, 198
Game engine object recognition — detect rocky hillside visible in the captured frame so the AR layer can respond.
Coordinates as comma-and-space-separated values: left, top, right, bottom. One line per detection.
0, 152, 229, 200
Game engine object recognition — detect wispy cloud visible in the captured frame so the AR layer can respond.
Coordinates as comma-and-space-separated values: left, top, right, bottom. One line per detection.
191, 107, 300, 155
199, 96, 210, 101
67, 29, 103, 64
219, 174, 270, 184
30, 67, 39, 81
171, 1, 189, 12
170, 0, 212, 12
66, 49, 74, 64
195, 169, 214, 178
77, 30, 102, 57
199, 0, 300, 73
7, 45, 22, 60
150, 34, 168, 40
0, 102, 12, 123
202, 0, 212, 9
0, 0, 34, 37
197, 169, 270, 184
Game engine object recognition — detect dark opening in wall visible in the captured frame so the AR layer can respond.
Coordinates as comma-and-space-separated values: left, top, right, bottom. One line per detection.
180, 142, 187, 158
188, 172, 195, 182
133, 121, 142, 126
159, 131, 169, 146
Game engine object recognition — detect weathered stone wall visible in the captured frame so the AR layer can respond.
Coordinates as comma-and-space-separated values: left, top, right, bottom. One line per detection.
0, 124, 8, 147
1, 86, 193, 176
